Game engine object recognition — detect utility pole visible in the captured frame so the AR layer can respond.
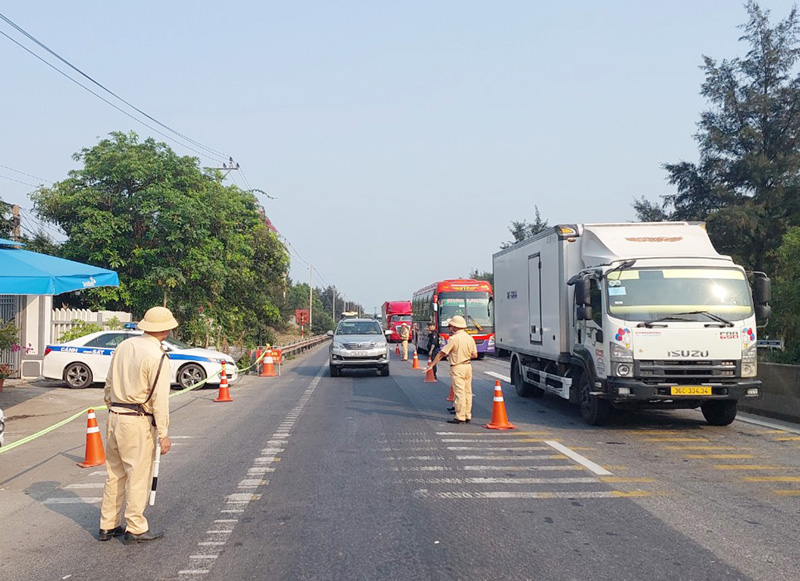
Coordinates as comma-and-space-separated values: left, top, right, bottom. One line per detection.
332, 287, 336, 322
214, 157, 241, 178
308, 266, 314, 330
11, 205, 20, 241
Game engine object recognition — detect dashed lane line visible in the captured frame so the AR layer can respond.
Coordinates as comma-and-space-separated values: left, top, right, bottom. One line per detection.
176, 365, 324, 578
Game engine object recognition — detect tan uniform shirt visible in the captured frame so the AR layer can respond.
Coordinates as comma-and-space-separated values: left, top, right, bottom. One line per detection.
104, 333, 170, 439
440, 328, 478, 366
399, 324, 410, 340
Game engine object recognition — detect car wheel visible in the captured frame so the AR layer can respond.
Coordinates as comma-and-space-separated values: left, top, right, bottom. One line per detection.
380, 365, 389, 377
64, 362, 93, 389
178, 363, 206, 389
330, 365, 340, 377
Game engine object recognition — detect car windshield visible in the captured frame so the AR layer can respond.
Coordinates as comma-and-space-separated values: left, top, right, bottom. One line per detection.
606, 267, 754, 321
164, 337, 191, 350
336, 322, 383, 335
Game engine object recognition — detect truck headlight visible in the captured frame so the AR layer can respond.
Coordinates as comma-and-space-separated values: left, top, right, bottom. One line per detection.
610, 342, 633, 363
742, 345, 757, 377
614, 363, 633, 377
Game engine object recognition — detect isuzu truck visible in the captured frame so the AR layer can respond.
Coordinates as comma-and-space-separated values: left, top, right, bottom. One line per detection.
492, 222, 771, 426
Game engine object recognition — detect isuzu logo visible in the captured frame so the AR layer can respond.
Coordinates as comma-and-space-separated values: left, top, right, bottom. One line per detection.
668, 349, 709, 358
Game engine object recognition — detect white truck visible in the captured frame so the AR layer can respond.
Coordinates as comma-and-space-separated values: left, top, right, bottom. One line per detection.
492, 222, 771, 426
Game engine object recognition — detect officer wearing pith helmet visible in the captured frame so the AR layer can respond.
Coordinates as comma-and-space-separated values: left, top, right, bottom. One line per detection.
99, 306, 178, 543
427, 315, 477, 423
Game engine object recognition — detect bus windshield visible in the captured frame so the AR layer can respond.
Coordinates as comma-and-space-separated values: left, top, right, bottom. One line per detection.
606, 267, 753, 321
438, 292, 494, 331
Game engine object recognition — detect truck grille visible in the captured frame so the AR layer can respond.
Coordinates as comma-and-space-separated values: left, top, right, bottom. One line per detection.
636, 359, 738, 382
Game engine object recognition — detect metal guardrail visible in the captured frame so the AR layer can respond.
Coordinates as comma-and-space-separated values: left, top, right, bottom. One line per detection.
244, 334, 330, 374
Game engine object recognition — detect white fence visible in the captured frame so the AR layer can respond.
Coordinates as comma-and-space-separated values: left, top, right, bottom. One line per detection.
51, 308, 132, 342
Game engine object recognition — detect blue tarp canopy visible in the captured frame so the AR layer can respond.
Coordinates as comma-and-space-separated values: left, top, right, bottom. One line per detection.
0, 238, 119, 295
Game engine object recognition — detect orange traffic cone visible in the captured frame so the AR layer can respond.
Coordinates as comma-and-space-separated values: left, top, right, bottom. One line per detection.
215, 361, 233, 402
484, 380, 516, 430
77, 408, 105, 468
395, 344, 400, 356
411, 351, 420, 369
260, 350, 276, 377
446, 385, 455, 401
424, 357, 436, 383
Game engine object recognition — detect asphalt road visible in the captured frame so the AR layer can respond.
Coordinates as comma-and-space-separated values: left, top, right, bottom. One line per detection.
1, 345, 799, 580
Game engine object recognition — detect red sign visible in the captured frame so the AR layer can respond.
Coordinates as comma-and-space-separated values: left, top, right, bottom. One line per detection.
295, 309, 310, 325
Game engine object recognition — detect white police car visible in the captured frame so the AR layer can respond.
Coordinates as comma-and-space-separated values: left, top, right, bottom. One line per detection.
42, 327, 238, 389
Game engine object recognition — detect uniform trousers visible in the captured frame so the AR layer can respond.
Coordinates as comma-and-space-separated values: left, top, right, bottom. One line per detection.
100, 412, 156, 535
401, 339, 409, 360
450, 364, 473, 421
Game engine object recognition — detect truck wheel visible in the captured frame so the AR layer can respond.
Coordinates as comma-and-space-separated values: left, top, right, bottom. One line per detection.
511, 358, 543, 398
701, 400, 737, 426
579, 371, 610, 426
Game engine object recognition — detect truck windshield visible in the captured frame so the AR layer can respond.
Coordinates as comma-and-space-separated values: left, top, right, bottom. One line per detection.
392, 315, 412, 322
438, 292, 494, 331
606, 267, 753, 321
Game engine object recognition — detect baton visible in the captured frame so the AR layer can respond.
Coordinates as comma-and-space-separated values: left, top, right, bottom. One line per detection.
149, 440, 161, 506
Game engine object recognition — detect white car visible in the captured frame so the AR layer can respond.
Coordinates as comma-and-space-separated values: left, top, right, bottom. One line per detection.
42, 329, 238, 389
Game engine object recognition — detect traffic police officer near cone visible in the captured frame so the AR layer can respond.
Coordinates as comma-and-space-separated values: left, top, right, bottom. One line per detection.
98, 306, 177, 543
426, 315, 477, 424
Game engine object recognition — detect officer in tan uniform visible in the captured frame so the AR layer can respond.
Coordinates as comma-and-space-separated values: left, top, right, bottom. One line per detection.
398, 322, 411, 361
98, 306, 177, 543
426, 315, 477, 423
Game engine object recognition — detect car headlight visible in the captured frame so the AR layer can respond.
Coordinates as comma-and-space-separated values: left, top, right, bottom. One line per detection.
376, 341, 387, 348
610, 342, 633, 363
742, 345, 757, 377
332, 341, 344, 349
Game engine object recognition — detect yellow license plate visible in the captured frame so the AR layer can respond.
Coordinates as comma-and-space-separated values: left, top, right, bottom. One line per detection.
670, 386, 712, 396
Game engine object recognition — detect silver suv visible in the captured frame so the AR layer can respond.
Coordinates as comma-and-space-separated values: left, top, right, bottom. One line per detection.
328, 318, 391, 376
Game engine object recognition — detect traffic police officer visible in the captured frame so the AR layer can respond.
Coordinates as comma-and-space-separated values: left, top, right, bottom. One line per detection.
398, 322, 411, 361
98, 306, 177, 543
427, 315, 477, 423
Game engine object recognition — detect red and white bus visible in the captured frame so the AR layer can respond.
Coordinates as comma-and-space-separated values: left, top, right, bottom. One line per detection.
412, 279, 495, 357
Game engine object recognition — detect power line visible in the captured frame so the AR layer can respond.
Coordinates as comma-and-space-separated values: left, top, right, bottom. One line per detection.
0, 10, 229, 162
0, 163, 50, 183
0, 173, 39, 188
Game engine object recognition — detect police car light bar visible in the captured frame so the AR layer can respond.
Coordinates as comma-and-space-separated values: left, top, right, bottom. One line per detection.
124, 322, 138, 329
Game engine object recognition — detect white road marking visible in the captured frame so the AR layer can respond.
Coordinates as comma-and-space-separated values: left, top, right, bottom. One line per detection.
545, 440, 612, 476
435, 491, 625, 499
735, 414, 800, 435
464, 465, 584, 471
43, 498, 101, 504
455, 454, 566, 460
176, 364, 326, 579
485, 371, 511, 383
65, 483, 104, 489
447, 446, 549, 451
404, 477, 598, 484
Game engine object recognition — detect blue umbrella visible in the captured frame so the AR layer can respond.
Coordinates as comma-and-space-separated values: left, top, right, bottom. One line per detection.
0, 239, 119, 295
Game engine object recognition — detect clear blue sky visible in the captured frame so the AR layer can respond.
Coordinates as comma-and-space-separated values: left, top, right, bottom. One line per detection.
1, 1, 796, 313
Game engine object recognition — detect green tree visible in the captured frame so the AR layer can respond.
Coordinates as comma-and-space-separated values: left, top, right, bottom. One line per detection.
469, 269, 493, 286
500, 206, 549, 249
32, 131, 289, 347
634, 2, 800, 273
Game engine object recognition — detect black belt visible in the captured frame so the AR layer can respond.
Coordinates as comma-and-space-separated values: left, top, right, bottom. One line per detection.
110, 402, 153, 416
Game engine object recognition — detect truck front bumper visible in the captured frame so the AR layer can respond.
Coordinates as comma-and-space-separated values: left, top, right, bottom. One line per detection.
601, 378, 762, 407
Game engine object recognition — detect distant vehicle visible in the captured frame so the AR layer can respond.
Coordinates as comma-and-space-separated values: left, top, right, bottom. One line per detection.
328, 318, 391, 377
42, 329, 238, 390
412, 279, 495, 358
493, 222, 770, 426
381, 301, 412, 343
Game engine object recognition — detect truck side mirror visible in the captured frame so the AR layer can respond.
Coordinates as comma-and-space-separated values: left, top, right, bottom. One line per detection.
577, 305, 593, 320
756, 304, 772, 323
754, 273, 771, 303
573, 277, 591, 307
